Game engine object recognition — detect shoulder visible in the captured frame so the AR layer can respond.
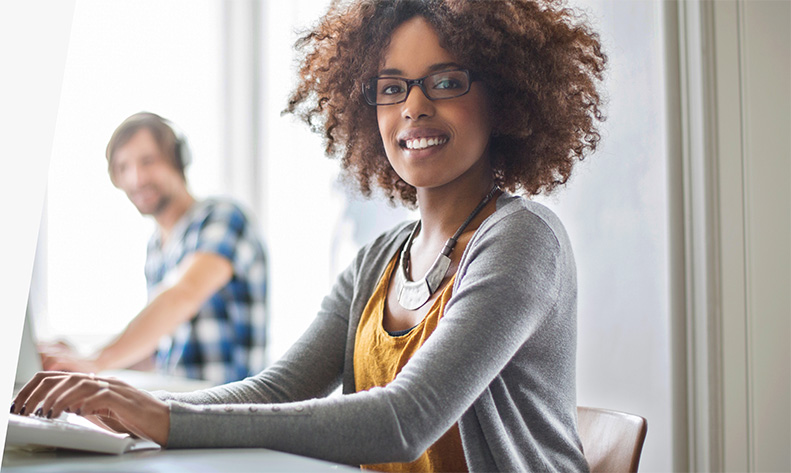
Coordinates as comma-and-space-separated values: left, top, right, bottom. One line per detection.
185, 198, 266, 257
455, 193, 575, 291
196, 197, 250, 222
185, 198, 259, 236
474, 193, 571, 251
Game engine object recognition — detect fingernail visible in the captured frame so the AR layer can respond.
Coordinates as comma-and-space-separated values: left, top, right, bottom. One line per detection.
35, 408, 43, 417
10, 402, 14, 413
20, 405, 26, 415
65, 407, 71, 413
46, 409, 53, 419
75, 408, 81, 416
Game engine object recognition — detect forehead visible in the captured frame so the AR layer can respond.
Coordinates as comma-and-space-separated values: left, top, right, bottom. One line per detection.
380, 16, 457, 75
114, 128, 163, 162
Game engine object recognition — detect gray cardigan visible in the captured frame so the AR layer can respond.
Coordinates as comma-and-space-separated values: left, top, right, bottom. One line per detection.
156, 193, 588, 472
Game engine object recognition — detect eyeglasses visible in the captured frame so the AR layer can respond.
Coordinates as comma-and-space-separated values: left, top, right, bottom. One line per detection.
362, 69, 475, 106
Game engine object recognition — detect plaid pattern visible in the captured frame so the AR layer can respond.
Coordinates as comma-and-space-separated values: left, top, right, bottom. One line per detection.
145, 198, 267, 384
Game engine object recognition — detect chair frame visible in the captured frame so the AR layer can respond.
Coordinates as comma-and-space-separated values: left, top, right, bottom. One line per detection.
577, 406, 648, 473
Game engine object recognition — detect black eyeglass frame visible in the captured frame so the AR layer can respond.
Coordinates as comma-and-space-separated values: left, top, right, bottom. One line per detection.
362, 69, 478, 106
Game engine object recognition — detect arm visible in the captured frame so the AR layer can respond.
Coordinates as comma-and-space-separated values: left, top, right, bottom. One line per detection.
154, 240, 358, 406
165, 208, 574, 466
41, 251, 233, 373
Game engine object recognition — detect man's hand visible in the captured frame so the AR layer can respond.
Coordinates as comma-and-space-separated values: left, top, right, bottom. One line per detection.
63, 251, 233, 373
39, 341, 101, 373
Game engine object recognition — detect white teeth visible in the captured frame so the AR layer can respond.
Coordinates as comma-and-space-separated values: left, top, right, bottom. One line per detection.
404, 137, 447, 150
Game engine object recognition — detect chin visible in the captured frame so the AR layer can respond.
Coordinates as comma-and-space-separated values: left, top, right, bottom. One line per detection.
133, 199, 167, 216
134, 205, 156, 216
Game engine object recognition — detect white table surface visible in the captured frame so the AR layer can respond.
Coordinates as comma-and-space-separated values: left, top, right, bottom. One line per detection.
2, 446, 359, 472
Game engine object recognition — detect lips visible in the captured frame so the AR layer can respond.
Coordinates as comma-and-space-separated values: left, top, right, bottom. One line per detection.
130, 186, 158, 204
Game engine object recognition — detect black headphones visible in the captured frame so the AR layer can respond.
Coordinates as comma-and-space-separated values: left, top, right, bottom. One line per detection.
162, 117, 193, 172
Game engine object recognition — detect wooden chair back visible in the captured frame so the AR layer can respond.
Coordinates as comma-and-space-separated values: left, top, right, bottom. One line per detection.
577, 406, 648, 473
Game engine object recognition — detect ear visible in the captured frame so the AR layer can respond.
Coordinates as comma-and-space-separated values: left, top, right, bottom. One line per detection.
108, 166, 120, 188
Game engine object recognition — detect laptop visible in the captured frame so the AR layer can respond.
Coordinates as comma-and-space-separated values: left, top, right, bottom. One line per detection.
14, 303, 43, 393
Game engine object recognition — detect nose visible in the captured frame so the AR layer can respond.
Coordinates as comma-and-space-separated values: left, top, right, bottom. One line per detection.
401, 84, 435, 121
121, 163, 148, 189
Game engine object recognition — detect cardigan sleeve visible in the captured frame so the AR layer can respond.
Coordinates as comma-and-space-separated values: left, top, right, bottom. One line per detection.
161, 205, 578, 470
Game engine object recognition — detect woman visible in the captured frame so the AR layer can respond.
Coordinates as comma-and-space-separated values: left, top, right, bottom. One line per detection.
12, 0, 606, 471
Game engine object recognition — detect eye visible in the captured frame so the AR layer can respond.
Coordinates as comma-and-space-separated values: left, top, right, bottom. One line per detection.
378, 79, 405, 96
382, 85, 403, 95
433, 77, 462, 90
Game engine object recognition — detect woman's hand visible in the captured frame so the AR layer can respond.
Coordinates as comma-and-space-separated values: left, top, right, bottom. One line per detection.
10, 371, 170, 447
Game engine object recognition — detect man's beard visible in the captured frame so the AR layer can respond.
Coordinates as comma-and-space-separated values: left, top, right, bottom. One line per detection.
133, 192, 172, 216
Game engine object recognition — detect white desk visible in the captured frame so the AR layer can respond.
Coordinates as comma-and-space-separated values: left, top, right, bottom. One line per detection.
2, 446, 359, 472
5, 371, 358, 472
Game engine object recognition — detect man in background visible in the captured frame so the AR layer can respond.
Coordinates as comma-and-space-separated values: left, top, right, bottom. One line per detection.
41, 112, 268, 385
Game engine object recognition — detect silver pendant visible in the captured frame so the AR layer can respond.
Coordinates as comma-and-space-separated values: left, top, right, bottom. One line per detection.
395, 249, 451, 310
394, 185, 499, 311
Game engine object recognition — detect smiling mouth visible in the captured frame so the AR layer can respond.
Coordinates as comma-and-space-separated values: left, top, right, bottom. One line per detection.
400, 136, 448, 150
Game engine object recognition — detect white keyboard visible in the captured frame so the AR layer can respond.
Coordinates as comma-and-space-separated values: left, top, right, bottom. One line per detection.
6, 413, 160, 455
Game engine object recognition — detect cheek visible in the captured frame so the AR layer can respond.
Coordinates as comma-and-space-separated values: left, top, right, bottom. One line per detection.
376, 109, 389, 139
461, 88, 493, 143
456, 108, 492, 149
376, 109, 400, 153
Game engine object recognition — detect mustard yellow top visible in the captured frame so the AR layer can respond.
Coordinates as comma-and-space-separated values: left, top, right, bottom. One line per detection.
354, 254, 467, 473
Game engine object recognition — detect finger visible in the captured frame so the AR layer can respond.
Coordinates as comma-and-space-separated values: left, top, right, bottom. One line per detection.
11, 371, 69, 416
27, 372, 100, 418
38, 374, 102, 419
48, 376, 128, 420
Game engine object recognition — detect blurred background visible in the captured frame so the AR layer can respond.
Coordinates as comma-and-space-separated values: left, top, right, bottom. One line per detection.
28, 1, 789, 472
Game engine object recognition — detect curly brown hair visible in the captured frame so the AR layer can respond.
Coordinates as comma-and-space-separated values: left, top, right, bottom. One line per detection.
285, 0, 606, 206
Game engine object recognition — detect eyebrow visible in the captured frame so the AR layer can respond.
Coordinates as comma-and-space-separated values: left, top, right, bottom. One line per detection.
378, 62, 462, 77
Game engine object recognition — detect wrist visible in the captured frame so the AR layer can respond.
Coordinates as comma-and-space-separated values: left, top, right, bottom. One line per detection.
151, 399, 171, 447
89, 352, 110, 373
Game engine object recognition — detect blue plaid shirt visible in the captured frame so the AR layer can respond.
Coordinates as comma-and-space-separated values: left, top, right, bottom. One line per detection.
145, 198, 267, 384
